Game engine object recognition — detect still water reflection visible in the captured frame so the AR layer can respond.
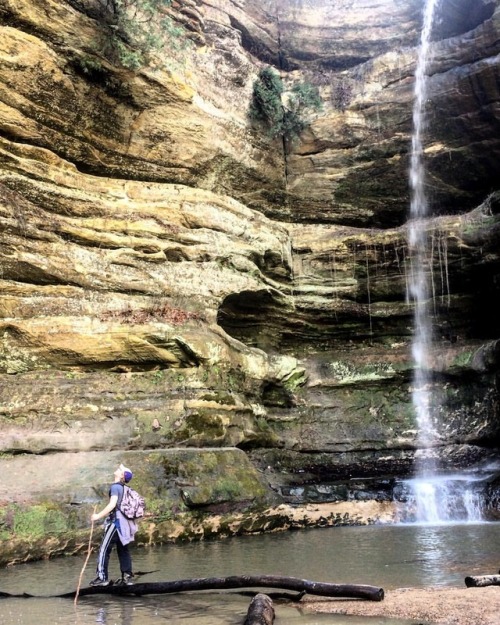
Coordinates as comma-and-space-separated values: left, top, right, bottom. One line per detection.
2, 523, 500, 625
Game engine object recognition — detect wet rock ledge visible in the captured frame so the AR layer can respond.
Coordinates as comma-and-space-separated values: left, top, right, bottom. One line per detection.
0, 449, 396, 567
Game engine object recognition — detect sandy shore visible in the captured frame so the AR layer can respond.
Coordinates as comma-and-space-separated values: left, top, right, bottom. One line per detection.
302, 586, 500, 624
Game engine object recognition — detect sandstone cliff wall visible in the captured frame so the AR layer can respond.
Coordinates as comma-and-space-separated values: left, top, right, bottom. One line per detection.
0, 0, 500, 563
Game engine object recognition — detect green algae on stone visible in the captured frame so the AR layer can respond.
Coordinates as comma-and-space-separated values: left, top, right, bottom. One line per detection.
450, 350, 474, 369
172, 411, 226, 443
3, 503, 69, 539
199, 391, 237, 405
328, 360, 398, 384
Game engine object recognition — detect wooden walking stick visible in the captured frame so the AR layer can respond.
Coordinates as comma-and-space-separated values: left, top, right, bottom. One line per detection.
74, 507, 97, 606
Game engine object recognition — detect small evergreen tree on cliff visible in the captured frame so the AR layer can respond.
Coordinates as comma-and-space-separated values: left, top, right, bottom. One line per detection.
249, 67, 285, 138
77, 0, 186, 69
249, 67, 322, 145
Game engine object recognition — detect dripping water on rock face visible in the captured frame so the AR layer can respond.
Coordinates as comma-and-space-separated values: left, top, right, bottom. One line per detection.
405, 0, 490, 524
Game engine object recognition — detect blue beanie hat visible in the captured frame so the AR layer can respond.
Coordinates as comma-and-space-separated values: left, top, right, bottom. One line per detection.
120, 464, 133, 483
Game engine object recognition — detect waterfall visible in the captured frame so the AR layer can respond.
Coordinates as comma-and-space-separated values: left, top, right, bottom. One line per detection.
408, 0, 438, 446
405, 0, 487, 523
408, 0, 439, 502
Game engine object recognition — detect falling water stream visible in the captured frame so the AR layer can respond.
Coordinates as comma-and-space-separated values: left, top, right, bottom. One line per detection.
406, 0, 445, 524
406, 0, 486, 523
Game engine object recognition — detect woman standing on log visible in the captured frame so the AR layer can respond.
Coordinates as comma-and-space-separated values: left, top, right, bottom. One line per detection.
89, 464, 138, 587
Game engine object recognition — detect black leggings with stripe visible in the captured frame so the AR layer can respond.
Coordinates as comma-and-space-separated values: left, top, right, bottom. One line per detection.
95, 520, 132, 581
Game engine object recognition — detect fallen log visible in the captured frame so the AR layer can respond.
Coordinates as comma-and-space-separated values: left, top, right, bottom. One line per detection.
244, 593, 274, 625
465, 575, 500, 588
239, 590, 306, 601
58, 575, 384, 601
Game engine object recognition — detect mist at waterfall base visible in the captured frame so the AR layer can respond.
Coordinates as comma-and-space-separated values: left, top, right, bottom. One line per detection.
404, 0, 495, 524
395, 466, 499, 525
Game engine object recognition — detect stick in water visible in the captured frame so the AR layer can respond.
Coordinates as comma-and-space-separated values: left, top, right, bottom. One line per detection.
74, 507, 96, 606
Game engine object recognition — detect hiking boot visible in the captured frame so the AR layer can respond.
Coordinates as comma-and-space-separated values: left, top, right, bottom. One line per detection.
89, 577, 111, 587
116, 573, 134, 586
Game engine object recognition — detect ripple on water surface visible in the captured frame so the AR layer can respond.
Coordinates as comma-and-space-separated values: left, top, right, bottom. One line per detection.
2, 523, 500, 625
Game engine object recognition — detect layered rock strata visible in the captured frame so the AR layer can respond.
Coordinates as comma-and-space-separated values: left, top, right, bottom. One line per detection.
0, 0, 500, 563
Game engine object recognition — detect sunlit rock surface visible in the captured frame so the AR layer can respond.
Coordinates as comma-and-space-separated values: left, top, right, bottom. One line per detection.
0, 0, 500, 563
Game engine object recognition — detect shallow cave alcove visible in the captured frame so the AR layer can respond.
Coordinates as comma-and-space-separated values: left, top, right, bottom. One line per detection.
217, 289, 286, 351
